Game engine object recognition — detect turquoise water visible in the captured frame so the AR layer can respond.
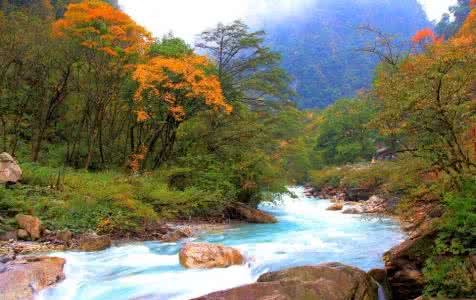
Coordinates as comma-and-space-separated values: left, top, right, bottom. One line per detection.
39, 187, 405, 300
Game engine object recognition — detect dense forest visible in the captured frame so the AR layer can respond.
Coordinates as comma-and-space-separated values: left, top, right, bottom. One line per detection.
0, 0, 475, 299
262, 0, 430, 108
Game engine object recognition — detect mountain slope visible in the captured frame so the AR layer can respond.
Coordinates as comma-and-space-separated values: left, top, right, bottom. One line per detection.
260, 0, 430, 108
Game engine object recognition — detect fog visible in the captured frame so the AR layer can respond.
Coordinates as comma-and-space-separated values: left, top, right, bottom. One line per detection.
118, 0, 456, 41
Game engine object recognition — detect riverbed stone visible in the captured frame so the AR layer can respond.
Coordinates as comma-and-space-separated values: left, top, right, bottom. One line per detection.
0, 256, 65, 300
56, 230, 73, 244
15, 214, 44, 240
0, 230, 17, 241
226, 203, 277, 224
193, 262, 377, 300
16, 229, 29, 240
160, 227, 193, 243
342, 206, 365, 214
79, 233, 111, 252
179, 242, 244, 269
326, 203, 343, 211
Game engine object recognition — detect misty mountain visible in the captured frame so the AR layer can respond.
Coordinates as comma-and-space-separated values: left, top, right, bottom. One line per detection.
259, 0, 431, 108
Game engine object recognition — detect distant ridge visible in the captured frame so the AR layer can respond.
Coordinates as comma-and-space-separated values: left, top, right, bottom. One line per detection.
259, 0, 431, 108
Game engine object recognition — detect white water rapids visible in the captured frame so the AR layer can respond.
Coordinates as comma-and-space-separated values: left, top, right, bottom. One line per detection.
39, 187, 405, 300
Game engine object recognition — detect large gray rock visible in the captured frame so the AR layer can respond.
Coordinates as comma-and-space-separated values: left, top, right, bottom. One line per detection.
193, 263, 378, 300
0, 153, 22, 184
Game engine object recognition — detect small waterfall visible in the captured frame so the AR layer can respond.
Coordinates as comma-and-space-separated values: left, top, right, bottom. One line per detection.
376, 281, 388, 300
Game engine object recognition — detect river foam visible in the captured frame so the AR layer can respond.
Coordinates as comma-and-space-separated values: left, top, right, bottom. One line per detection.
38, 187, 405, 300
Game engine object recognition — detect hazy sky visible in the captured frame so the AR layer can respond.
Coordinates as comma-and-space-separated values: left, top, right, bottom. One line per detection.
119, 0, 457, 41
419, 0, 457, 20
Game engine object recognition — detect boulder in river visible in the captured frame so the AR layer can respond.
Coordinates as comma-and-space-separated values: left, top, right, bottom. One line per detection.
15, 214, 44, 240
226, 203, 277, 224
342, 206, 365, 214
0, 153, 22, 184
193, 262, 378, 300
326, 203, 343, 211
79, 233, 111, 252
179, 242, 244, 269
0, 256, 65, 300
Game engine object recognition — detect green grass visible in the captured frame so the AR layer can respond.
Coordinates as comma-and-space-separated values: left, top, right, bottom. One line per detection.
0, 163, 229, 235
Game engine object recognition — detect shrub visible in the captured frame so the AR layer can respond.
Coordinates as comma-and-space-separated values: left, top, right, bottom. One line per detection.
308, 167, 345, 190
139, 181, 226, 219
423, 180, 476, 298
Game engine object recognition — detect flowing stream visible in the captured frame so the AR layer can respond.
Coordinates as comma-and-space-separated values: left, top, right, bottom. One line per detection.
39, 187, 405, 300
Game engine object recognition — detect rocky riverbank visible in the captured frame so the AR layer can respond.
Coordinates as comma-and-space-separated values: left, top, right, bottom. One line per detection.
303, 184, 475, 300
1, 185, 463, 300
0, 202, 280, 298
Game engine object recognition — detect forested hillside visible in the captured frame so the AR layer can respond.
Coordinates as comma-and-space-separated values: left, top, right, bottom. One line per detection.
261, 0, 430, 108
0, 0, 309, 234
436, 0, 473, 38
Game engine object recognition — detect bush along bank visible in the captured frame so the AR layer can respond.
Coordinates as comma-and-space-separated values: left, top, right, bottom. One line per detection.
0, 159, 279, 253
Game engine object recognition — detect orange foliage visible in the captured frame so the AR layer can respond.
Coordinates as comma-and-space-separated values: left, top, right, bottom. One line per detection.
128, 146, 147, 174
133, 55, 231, 121
136, 110, 150, 122
53, 0, 152, 58
471, 0, 476, 9
453, 5, 476, 45
412, 28, 440, 45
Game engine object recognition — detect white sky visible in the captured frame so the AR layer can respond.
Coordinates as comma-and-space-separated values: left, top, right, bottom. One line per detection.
419, 0, 457, 21
119, 0, 457, 42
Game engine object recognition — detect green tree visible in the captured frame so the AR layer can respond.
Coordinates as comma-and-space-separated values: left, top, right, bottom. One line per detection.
196, 20, 292, 106
314, 98, 377, 166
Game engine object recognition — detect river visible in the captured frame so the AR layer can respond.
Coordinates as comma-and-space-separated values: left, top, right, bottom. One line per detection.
39, 187, 405, 300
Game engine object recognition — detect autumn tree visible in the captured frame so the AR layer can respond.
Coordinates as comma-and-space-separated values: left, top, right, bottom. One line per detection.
132, 52, 230, 169
53, 0, 152, 168
372, 11, 476, 179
